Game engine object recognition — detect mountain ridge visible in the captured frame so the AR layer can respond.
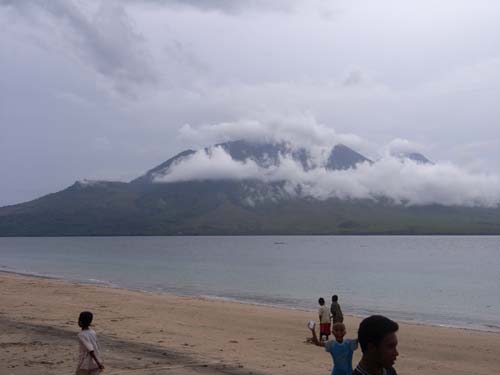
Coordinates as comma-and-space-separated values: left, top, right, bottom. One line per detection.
1, 140, 499, 236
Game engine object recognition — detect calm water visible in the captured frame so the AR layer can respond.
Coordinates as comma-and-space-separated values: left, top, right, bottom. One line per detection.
1, 236, 499, 331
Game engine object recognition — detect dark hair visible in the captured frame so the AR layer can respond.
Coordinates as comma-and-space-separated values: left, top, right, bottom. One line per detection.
332, 295, 338, 302
318, 297, 325, 305
358, 315, 399, 353
79, 311, 93, 328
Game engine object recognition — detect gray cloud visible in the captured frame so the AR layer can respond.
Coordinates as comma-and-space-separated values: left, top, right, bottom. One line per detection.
1, 0, 157, 95
1, 0, 499, 207
342, 70, 365, 87
384, 139, 426, 158
127, 0, 302, 14
177, 114, 369, 154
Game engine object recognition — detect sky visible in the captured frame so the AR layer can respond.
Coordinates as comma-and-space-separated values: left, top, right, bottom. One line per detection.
1, 0, 500, 206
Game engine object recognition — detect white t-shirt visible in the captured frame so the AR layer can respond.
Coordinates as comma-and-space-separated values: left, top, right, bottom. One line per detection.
77, 329, 101, 370
318, 305, 330, 323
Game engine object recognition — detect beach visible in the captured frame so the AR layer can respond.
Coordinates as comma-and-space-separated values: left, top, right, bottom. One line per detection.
1, 272, 499, 375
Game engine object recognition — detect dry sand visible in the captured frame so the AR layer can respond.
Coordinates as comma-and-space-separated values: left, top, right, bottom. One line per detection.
1, 272, 499, 375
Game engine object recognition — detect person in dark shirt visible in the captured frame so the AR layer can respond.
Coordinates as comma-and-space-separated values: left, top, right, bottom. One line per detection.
330, 295, 344, 324
352, 315, 399, 375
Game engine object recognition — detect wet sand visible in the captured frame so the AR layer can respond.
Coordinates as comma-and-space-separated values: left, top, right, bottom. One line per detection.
1, 272, 499, 374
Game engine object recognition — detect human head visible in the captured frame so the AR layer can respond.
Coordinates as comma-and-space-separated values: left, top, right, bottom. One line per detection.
332, 295, 338, 302
358, 315, 399, 368
332, 322, 346, 341
318, 297, 325, 306
78, 311, 93, 329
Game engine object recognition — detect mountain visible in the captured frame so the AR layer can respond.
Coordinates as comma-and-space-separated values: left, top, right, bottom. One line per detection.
326, 144, 372, 170
1, 140, 499, 236
218, 140, 312, 170
133, 140, 368, 184
394, 151, 433, 164
405, 152, 433, 164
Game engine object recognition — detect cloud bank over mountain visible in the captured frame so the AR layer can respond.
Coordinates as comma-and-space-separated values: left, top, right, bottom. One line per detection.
178, 114, 370, 156
1, 0, 500, 207
156, 119, 500, 207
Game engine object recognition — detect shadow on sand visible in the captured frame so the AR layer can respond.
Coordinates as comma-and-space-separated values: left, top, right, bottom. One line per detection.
0, 316, 267, 375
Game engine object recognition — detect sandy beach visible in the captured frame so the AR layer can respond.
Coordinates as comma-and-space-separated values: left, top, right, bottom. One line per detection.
1, 272, 499, 375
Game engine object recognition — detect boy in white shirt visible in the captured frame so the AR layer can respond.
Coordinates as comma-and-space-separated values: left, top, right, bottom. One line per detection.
76, 311, 104, 375
318, 297, 331, 341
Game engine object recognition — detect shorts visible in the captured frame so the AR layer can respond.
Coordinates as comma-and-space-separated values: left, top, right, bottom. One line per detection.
319, 323, 331, 336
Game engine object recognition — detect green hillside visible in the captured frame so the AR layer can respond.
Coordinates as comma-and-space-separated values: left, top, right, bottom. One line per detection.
1, 180, 499, 236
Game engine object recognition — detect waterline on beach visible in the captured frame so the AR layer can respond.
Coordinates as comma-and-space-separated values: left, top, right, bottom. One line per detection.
1, 235, 499, 332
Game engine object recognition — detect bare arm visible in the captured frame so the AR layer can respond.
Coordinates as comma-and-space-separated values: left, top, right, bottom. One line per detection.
89, 351, 104, 370
308, 325, 325, 347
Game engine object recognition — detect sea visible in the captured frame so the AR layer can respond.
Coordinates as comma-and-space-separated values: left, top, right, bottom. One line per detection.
1, 236, 499, 332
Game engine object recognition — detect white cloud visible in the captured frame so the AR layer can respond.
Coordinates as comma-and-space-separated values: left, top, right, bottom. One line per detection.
177, 114, 372, 159
384, 138, 426, 157
156, 145, 262, 182
156, 139, 500, 208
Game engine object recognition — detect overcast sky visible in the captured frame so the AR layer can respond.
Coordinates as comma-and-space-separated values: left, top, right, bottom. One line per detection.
1, 0, 499, 206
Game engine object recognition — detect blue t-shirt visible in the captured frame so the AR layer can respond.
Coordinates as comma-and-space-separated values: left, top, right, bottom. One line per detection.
324, 339, 358, 375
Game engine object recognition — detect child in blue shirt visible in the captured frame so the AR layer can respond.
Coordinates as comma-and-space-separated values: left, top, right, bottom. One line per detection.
309, 321, 358, 375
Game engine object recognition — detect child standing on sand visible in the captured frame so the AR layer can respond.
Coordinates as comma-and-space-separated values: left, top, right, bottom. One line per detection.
330, 295, 344, 324
309, 322, 358, 375
76, 311, 104, 375
318, 297, 331, 341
